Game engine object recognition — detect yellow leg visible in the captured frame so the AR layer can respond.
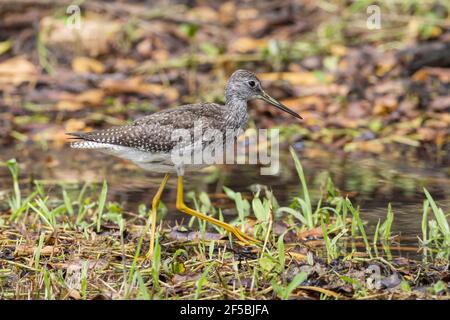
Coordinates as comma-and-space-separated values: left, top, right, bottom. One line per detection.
147, 173, 170, 258
175, 176, 260, 244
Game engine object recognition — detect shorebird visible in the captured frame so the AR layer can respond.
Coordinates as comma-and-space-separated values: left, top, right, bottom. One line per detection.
68, 70, 302, 257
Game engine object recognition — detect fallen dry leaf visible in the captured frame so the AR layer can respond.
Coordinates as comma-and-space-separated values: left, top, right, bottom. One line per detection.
376, 55, 396, 77
77, 89, 105, 105
430, 96, 450, 111
345, 140, 385, 154
31, 125, 68, 149
67, 288, 81, 300
172, 273, 202, 284
329, 44, 348, 57
72, 57, 105, 74
0, 56, 37, 87
230, 37, 268, 53
114, 58, 138, 71
219, 2, 236, 25
56, 89, 105, 111
15, 245, 61, 257
297, 227, 323, 240
100, 77, 179, 101
186, 6, 219, 22
56, 100, 84, 111
425, 119, 448, 129
281, 96, 326, 113
259, 72, 333, 86
64, 119, 86, 132
412, 66, 450, 83
440, 113, 450, 125
373, 95, 398, 115
416, 128, 437, 141
288, 252, 307, 261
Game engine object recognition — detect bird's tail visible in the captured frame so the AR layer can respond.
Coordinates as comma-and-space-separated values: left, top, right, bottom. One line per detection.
66, 132, 105, 149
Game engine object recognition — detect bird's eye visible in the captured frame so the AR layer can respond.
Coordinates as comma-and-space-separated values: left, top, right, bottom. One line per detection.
248, 80, 256, 88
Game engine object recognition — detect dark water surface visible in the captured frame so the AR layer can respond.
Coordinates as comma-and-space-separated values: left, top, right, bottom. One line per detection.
1, 145, 449, 256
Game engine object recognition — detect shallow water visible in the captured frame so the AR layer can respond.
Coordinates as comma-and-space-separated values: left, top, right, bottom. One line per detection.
1, 144, 449, 258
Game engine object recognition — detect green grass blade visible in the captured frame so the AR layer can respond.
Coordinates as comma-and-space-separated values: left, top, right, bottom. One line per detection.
96, 180, 108, 233
62, 188, 74, 216
34, 232, 46, 269
424, 188, 450, 243
289, 146, 313, 228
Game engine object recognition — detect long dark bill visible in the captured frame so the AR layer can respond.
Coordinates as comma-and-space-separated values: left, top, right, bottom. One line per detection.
259, 91, 303, 119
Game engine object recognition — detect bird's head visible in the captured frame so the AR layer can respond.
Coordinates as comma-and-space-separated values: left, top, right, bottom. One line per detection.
225, 69, 302, 120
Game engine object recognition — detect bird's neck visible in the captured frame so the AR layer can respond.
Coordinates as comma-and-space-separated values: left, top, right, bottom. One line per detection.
225, 96, 248, 128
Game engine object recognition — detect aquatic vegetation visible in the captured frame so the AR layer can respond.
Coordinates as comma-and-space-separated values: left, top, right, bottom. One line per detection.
272, 271, 308, 300
379, 203, 394, 240
0, 155, 449, 300
421, 189, 450, 259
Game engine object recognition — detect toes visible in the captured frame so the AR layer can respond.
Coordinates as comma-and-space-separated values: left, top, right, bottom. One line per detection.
231, 227, 260, 244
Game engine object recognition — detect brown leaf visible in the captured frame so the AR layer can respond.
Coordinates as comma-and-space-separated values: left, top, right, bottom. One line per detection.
376, 55, 396, 77
152, 49, 170, 62
67, 288, 81, 300
358, 141, 385, 154
426, 67, 450, 82
15, 245, 61, 257
272, 221, 288, 236
172, 273, 202, 285
143, 83, 179, 102
229, 37, 267, 53
64, 119, 86, 132
373, 95, 398, 115
440, 113, 450, 125
114, 58, 138, 71
31, 125, 68, 149
100, 77, 178, 101
0, 56, 37, 87
186, 6, 219, 23
425, 119, 448, 129
329, 44, 347, 57
411, 68, 429, 82
346, 101, 370, 119
56, 100, 84, 111
259, 72, 333, 86
345, 141, 385, 154
56, 89, 105, 111
219, 2, 236, 25
281, 96, 326, 112
412, 67, 450, 83
100, 77, 145, 94
72, 57, 105, 74
77, 89, 105, 105
288, 252, 307, 261
417, 127, 437, 141
430, 96, 450, 111
297, 227, 323, 240
327, 115, 359, 129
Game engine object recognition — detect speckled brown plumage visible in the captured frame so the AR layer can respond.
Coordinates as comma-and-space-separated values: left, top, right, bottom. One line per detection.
69, 102, 239, 153
68, 69, 301, 174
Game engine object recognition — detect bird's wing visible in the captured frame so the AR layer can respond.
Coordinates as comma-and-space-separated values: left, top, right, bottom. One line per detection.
67, 103, 225, 153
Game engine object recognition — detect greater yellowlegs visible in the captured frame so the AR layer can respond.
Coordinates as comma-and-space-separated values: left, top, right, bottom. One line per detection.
68, 70, 302, 257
